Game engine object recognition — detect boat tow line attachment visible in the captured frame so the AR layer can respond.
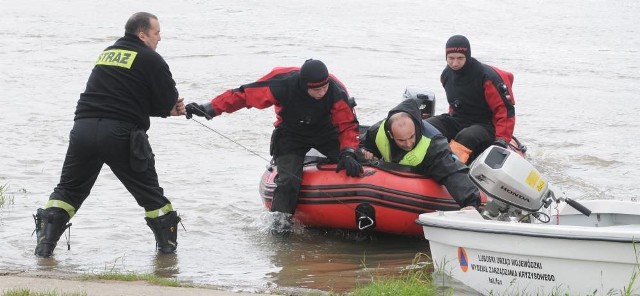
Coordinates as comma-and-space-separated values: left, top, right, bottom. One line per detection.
355, 203, 376, 231
357, 215, 375, 230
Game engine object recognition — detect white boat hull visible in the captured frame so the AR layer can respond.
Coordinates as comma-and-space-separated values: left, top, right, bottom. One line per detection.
418, 200, 640, 295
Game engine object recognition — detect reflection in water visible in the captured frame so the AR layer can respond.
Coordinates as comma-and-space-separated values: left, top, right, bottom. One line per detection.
36, 257, 60, 270
265, 226, 429, 293
153, 253, 179, 278
432, 271, 483, 296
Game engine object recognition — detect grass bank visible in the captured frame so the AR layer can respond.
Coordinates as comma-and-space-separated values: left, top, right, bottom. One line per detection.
348, 252, 448, 296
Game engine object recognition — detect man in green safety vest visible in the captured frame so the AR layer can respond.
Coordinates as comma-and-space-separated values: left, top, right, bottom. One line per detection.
360, 98, 481, 209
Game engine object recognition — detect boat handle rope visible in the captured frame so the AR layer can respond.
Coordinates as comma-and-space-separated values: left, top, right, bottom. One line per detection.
357, 215, 375, 230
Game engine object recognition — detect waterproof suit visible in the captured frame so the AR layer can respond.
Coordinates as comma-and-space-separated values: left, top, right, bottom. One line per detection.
34, 33, 181, 257
427, 57, 515, 163
362, 99, 481, 209
206, 67, 360, 214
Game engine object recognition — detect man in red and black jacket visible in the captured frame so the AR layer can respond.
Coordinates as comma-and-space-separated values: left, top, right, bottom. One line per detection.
426, 35, 516, 164
186, 59, 362, 223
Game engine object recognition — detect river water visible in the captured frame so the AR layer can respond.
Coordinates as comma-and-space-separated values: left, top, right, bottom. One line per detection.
1, 0, 639, 294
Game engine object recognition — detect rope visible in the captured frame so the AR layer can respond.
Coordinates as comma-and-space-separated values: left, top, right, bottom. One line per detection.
187, 117, 368, 219
189, 118, 271, 163
187, 114, 456, 229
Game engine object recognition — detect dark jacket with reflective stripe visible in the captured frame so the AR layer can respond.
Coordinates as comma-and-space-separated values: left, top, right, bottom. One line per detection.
362, 99, 481, 208
75, 34, 178, 130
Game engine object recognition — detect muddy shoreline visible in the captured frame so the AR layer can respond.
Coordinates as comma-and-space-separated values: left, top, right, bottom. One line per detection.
0, 270, 288, 296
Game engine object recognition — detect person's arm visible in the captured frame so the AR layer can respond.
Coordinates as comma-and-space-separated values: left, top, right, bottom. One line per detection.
210, 67, 298, 115
187, 67, 296, 119
210, 85, 277, 115
169, 98, 186, 116
329, 82, 364, 177
360, 122, 384, 160
423, 135, 481, 208
483, 79, 515, 143
440, 69, 455, 115
440, 170, 482, 209
149, 62, 180, 117
330, 98, 360, 151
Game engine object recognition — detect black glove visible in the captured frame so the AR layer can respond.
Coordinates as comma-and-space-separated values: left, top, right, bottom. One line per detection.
493, 138, 508, 148
185, 102, 214, 120
336, 149, 363, 177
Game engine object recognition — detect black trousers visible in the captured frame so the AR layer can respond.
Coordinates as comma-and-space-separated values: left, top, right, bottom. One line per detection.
426, 114, 494, 157
49, 118, 171, 214
270, 129, 340, 214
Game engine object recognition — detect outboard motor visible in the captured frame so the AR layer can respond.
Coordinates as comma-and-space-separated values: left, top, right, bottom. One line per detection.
469, 146, 591, 221
403, 87, 435, 119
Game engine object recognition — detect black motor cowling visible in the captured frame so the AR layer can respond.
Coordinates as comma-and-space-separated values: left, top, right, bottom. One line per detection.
403, 87, 436, 118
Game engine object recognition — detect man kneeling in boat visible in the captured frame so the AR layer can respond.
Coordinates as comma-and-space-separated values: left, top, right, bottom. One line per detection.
360, 99, 481, 209
185, 59, 363, 232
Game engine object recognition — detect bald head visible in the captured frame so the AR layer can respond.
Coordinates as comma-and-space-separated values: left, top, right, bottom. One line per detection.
388, 112, 416, 151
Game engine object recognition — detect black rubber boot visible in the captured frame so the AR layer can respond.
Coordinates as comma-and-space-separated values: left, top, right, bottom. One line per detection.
270, 212, 293, 235
145, 211, 180, 254
33, 207, 71, 258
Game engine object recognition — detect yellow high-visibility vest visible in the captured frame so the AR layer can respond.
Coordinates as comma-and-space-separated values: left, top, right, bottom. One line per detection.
374, 120, 430, 166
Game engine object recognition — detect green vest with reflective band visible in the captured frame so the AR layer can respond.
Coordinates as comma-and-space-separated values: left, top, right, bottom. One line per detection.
374, 120, 430, 166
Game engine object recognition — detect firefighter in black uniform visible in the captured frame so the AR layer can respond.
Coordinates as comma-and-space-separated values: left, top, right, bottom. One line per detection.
33, 12, 185, 257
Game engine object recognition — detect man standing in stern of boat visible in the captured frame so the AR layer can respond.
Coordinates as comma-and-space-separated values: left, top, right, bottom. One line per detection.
426, 35, 516, 164
360, 98, 482, 210
185, 59, 363, 231
33, 12, 185, 257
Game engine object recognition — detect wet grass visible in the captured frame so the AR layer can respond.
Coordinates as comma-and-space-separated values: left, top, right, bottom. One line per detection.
5, 245, 637, 296
348, 252, 447, 296
623, 243, 640, 296
624, 270, 639, 296
348, 276, 439, 296
398, 250, 640, 296
0, 183, 15, 208
79, 272, 183, 287
1, 289, 86, 296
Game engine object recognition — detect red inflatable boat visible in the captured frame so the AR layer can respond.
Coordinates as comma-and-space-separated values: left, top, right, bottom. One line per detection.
259, 138, 527, 236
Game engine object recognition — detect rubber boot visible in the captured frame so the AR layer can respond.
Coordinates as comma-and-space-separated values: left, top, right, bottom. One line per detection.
270, 211, 293, 235
145, 211, 180, 254
33, 207, 71, 258
449, 140, 473, 164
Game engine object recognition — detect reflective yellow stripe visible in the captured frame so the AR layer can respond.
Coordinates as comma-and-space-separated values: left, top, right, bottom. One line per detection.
95, 49, 137, 69
375, 120, 392, 161
45, 200, 76, 218
145, 203, 174, 218
398, 137, 429, 166
374, 122, 430, 166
